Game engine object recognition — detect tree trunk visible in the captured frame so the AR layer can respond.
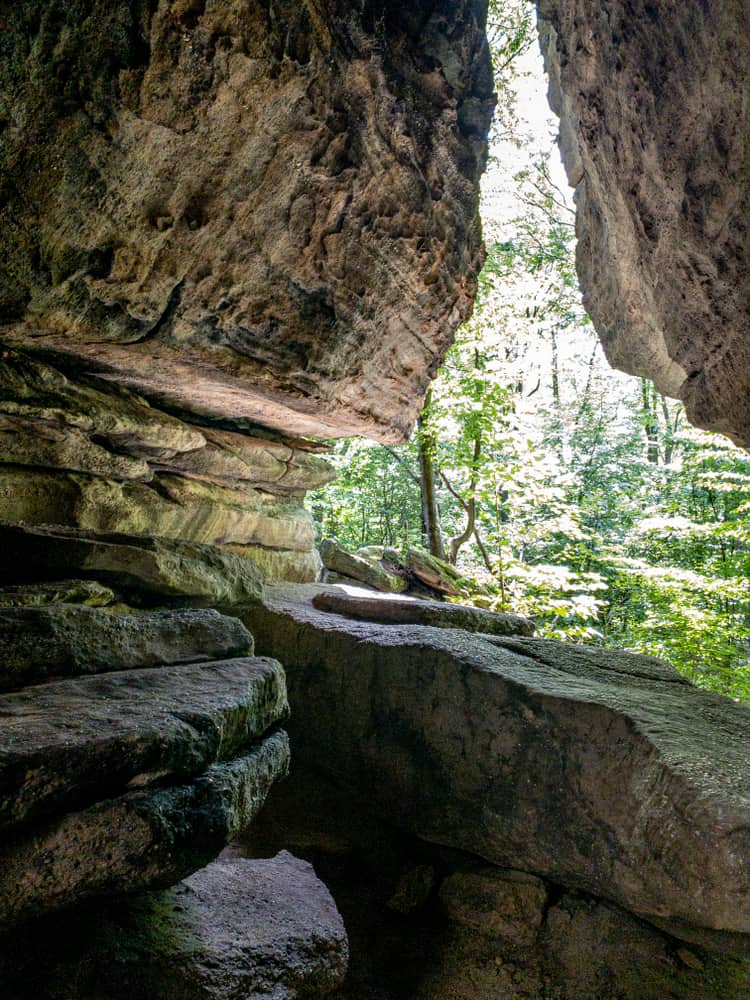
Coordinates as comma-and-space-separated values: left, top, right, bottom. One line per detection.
417, 389, 446, 560
641, 380, 660, 464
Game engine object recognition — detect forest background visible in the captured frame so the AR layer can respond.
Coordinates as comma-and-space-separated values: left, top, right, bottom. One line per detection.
311, 1, 750, 703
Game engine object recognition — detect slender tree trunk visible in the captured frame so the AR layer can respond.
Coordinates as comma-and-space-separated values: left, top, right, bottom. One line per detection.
417, 389, 446, 560
641, 379, 660, 464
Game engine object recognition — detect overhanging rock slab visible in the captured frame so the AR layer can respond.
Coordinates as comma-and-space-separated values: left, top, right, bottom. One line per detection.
0, 732, 290, 929
241, 584, 750, 954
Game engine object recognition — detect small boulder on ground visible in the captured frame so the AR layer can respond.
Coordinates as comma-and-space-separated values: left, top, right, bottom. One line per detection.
18, 852, 349, 999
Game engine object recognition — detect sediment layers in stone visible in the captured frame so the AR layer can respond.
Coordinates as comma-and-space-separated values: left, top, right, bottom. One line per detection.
1, 0, 492, 442
0, 349, 331, 582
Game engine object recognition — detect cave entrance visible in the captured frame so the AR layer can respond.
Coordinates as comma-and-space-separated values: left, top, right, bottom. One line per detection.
311, 8, 750, 705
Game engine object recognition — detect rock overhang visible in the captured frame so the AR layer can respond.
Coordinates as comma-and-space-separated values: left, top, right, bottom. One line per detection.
0, 0, 494, 442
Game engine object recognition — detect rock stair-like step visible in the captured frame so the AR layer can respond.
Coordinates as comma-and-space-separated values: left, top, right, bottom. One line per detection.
0, 731, 290, 929
0, 605, 254, 692
0, 657, 288, 831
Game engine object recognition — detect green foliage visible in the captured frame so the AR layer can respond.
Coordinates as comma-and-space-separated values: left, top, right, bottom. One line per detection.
310, 1, 750, 705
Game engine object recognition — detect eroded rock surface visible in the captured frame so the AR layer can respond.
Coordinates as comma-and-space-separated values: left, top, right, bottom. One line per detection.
0, 523, 265, 605
0, 606, 253, 691
0, 851, 348, 1000
312, 589, 535, 636
1, 0, 492, 442
0, 350, 331, 582
0, 732, 289, 928
539, 0, 750, 446
241, 583, 750, 954
0, 656, 287, 829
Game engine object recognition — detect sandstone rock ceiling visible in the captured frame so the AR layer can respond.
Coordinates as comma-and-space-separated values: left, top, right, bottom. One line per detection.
0, 0, 493, 442
539, 0, 750, 447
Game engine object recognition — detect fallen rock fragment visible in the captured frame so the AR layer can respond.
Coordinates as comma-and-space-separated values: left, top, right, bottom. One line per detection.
439, 868, 547, 950
17, 852, 349, 999
320, 539, 407, 593
312, 590, 534, 636
0, 606, 254, 691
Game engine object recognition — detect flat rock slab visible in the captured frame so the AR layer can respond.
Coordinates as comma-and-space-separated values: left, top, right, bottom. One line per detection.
0, 657, 287, 831
35, 852, 348, 999
0, 731, 290, 929
241, 584, 750, 954
0, 523, 264, 605
312, 590, 535, 637
0, 606, 253, 691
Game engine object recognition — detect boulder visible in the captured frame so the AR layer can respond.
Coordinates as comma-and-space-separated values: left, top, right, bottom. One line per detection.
406, 547, 464, 596
0, 732, 289, 928
539, 1, 750, 447
5, 851, 348, 1000
0, 606, 254, 691
241, 584, 750, 954
320, 539, 407, 593
312, 590, 534, 636
439, 868, 547, 950
0, 657, 287, 830
0, 523, 264, 605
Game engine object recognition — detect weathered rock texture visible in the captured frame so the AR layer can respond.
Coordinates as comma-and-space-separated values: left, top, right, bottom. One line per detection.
0, 0, 492, 443
312, 588, 535, 636
0, 349, 333, 582
0, 656, 287, 829
539, 0, 750, 446
242, 584, 750, 955
0, 732, 289, 928
0, 523, 266, 605
0, 606, 253, 691
0, 851, 348, 1000
240, 763, 750, 1000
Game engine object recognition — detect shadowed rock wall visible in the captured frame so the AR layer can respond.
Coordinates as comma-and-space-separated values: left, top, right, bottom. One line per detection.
538, 0, 750, 446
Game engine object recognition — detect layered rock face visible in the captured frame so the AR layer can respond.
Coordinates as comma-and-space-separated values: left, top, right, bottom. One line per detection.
0, 0, 492, 442
538, 0, 750, 446
0, 349, 333, 581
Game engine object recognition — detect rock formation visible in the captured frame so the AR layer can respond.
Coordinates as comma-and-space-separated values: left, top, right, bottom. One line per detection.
1, 0, 749, 996
538, 0, 750, 446
0, 0, 492, 442
244, 583, 750, 957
